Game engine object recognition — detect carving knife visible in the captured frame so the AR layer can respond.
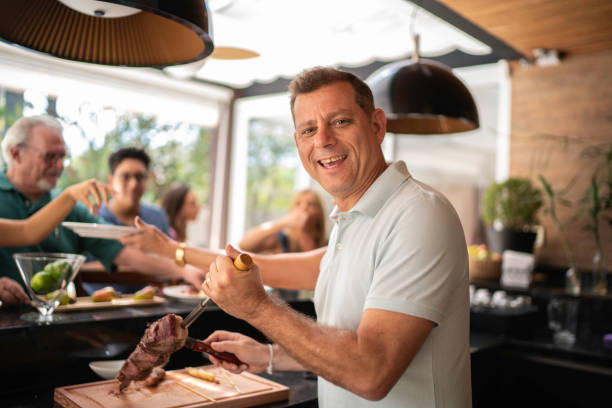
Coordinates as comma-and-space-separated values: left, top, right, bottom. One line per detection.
184, 336, 244, 365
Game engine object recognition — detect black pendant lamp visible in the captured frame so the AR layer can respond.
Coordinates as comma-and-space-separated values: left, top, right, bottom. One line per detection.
0, 0, 214, 67
367, 35, 479, 135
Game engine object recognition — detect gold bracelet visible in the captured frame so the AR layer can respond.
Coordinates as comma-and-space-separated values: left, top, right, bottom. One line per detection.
175, 242, 187, 267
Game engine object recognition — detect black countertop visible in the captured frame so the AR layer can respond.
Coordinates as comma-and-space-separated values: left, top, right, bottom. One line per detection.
3, 282, 612, 408
0, 299, 319, 408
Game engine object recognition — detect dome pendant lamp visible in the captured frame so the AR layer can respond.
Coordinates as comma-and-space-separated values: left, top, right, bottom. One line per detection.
367, 34, 479, 135
0, 0, 215, 67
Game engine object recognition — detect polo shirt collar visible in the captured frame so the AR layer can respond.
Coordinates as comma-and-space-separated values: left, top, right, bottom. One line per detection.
0, 169, 54, 209
0, 169, 15, 190
329, 161, 411, 221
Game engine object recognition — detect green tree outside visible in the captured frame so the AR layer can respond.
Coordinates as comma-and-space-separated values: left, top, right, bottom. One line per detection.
58, 112, 212, 206
245, 118, 299, 229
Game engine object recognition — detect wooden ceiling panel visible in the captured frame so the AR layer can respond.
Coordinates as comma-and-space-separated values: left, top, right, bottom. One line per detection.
438, 0, 612, 57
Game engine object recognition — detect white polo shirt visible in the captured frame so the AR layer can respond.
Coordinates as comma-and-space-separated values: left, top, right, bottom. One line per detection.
314, 161, 471, 408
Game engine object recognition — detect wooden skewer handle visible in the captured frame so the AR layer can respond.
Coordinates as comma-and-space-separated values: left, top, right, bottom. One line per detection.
233, 253, 253, 271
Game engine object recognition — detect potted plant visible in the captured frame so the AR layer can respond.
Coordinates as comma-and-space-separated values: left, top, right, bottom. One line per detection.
578, 143, 612, 294
481, 178, 543, 254
539, 175, 579, 293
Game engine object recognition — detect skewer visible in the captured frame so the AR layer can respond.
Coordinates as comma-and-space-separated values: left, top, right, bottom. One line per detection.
167, 373, 216, 402
221, 370, 242, 394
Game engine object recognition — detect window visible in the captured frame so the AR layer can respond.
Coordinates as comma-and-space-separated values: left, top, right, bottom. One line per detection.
0, 47, 232, 246
244, 117, 301, 229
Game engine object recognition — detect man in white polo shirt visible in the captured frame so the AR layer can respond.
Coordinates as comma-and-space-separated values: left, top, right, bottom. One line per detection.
123, 66, 471, 407
201, 67, 471, 407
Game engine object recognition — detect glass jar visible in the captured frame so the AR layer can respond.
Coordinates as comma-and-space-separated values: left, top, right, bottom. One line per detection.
591, 249, 608, 295
565, 265, 581, 295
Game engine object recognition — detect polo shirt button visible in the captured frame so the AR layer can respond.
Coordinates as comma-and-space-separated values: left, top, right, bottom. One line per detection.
336, 243, 342, 250
25, 200, 30, 206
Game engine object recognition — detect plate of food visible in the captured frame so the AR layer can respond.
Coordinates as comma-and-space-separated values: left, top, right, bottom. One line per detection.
62, 221, 142, 240
162, 284, 207, 304
56, 286, 166, 311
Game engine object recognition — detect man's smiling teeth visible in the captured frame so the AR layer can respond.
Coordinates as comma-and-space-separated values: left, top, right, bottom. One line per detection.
318, 155, 347, 168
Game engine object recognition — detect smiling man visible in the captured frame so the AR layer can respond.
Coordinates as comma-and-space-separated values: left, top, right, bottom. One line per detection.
119, 67, 472, 407
197, 67, 473, 407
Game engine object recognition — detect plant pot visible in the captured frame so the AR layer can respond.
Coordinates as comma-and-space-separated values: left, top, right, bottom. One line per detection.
485, 227, 537, 254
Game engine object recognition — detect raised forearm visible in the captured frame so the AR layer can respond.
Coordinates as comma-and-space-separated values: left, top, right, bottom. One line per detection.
177, 245, 322, 290
239, 217, 289, 252
115, 247, 189, 280
0, 192, 76, 246
254, 248, 324, 290
182, 246, 224, 270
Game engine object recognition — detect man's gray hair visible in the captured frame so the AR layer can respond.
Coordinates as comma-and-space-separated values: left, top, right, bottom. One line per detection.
1, 115, 63, 167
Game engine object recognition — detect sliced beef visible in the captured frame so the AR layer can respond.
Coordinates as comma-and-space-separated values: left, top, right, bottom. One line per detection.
144, 367, 166, 387
117, 314, 187, 390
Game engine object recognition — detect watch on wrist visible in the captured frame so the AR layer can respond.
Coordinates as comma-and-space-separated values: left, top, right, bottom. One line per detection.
175, 242, 187, 267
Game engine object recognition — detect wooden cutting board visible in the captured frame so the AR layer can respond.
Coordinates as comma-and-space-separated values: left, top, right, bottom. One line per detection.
54, 365, 290, 408
55, 295, 166, 312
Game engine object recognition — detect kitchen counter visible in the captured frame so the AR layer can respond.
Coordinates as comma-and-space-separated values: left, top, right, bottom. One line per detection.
469, 278, 612, 408
4, 280, 611, 408
0, 299, 318, 408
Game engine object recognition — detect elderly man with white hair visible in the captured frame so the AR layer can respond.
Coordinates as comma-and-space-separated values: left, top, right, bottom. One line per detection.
0, 115, 207, 304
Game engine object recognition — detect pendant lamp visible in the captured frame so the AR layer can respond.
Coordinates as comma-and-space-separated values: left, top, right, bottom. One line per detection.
367, 34, 479, 134
0, 0, 214, 67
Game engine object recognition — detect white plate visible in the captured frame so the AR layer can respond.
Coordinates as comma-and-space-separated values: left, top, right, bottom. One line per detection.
62, 221, 141, 240
89, 359, 125, 380
162, 284, 207, 304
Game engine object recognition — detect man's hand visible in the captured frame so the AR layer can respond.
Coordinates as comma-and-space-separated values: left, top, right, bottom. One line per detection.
65, 178, 111, 216
204, 330, 267, 374
119, 216, 177, 259
0, 277, 29, 306
201, 244, 269, 321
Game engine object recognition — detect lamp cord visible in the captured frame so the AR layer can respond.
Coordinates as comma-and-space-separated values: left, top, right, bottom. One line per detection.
409, 0, 425, 61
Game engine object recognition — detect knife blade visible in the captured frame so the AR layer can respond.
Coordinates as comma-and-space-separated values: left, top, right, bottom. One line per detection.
184, 336, 245, 366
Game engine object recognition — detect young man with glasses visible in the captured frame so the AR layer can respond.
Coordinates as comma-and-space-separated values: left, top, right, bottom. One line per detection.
0, 115, 206, 298
99, 147, 171, 236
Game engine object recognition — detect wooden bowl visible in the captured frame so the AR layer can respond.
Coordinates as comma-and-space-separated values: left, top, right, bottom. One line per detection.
469, 257, 502, 281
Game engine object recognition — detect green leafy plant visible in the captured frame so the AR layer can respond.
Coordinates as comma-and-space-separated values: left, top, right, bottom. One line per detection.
579, 143, 612, 235
578, 143, 612, 293
539, 175, 575, 267
481, 178, 543, 230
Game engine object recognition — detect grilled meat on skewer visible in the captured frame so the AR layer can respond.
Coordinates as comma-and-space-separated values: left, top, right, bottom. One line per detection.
145, 367, 166, 387
116, 314, 187, 391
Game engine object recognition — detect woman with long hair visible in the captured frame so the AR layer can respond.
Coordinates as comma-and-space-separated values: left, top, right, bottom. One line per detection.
239, 189, 327, 254
161, 183, 199, 242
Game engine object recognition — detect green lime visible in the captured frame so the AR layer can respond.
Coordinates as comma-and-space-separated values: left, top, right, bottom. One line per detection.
46, 260, 71, 281
31, 271, 55, 293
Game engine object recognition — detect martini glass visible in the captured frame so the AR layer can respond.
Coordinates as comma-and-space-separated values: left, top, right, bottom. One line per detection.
13, 252, 85, 324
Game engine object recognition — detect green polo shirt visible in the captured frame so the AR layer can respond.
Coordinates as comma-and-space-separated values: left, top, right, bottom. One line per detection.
0, 170, 123, 289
